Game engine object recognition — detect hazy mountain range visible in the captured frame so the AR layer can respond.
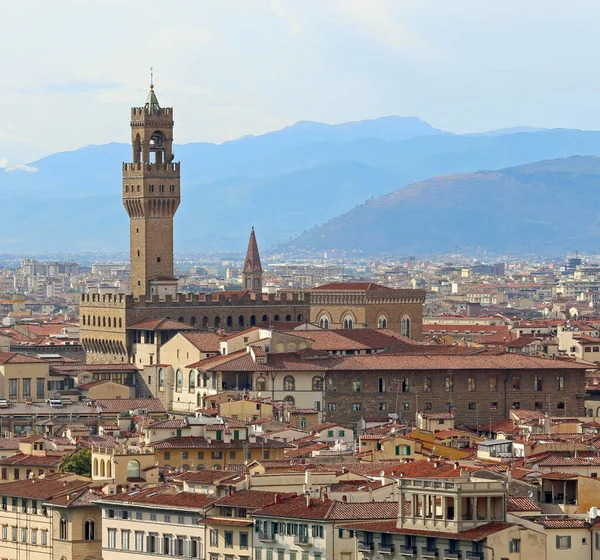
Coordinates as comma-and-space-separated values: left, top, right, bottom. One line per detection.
3, 116, 600, 254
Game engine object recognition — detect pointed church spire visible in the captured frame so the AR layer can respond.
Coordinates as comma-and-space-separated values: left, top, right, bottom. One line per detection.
243, 227, 263, 293
145, 68, 160, 111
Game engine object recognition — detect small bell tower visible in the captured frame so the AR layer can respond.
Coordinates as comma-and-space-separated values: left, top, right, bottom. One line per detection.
123, 73, 180, 297
242, 227, 263, 293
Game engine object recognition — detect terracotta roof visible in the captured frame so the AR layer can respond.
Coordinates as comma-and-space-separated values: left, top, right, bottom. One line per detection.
377, 461, 477, 479
0, 352, 45, 364
312, 282, 392, 291
506, 496, 541, 512
216, 490, 295, 508
536, 518, 589, 529
243, 227, 262, 273
180, 331, 221, 352
148, 418, 186, 430
153, 436, 289, 450
127, 318, 197, 331
204, 517, 253, 527
173, 470, 237, 484
0, 453, 63, 467
96, 487, 217, 510
328, 501, 398, 520
253, 495, 335, 520
44, 487, 104, 507
95, 398, 165, 414
0, 476, 89, 500
342, 520, 513, 541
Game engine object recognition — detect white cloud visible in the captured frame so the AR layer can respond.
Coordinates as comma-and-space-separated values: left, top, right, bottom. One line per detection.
0, 158, 7, 169
4, 164, 38, 173
331, 0, 439, 58
269, 0, 303, 34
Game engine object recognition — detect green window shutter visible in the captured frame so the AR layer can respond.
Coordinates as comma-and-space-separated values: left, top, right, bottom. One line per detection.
395, 445, 400, 456
406, 445, 411, 455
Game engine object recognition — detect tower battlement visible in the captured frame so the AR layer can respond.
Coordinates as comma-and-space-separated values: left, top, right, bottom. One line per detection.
122, 162, 180, 175
130, 106, 173, 118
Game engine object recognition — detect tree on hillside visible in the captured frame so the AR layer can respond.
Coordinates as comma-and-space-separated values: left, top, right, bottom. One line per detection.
60, 449, 92, 477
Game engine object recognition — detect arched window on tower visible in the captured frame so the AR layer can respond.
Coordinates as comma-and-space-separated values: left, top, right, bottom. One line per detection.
343, 316, 353, 329
191, 317, 197, 327
401, 316, 411, 338
59, 515, 68, 540
378, 316, 388, 329
189, 370, 196, 391
176, 370, 183, 392
215, 316, 221, 328
238, 315, 245, 328
227, 316, 233, 328
84, 520, 95, 541
285, 314, 292, 322
250, 315, 256, 326
319, 316, 329, 330
312, 376, 324, 391
202, 316, 208, 329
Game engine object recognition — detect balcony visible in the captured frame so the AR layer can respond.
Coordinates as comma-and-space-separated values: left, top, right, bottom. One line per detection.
358, 541, 375, 553
379, 543, 396, 555
443, 551, 461, 560
421, 548, 439, 558
294, 535, 311, 546
257, 532, 275, 543
465, 553, 483, 560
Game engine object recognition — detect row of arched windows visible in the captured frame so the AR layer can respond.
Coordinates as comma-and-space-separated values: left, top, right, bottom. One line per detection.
93, 457, 112, 478
82, 315, 122, 328
317, 312, 410, 335
258, 375, 323, 392
59, 517, 96, 541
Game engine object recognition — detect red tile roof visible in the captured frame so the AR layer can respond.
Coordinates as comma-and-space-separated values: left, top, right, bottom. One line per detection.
96, 487, 217, 510
215, 490, 296, 508
96, 398, 165, 414
342, 520, 513, 541
506, 496, 541, 512
0, 475, 89, 499
0, 352, 45, 364
179, 331, 221, 352
253, 495, 335, 520
174, 470, 237, 484
0, 453, 63, 467
313, 282, 393, 291
536, 518, 589, 529
127, 318, 197, 331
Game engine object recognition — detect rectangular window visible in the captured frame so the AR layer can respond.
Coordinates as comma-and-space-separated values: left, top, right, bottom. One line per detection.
534, 376, 543, 391
41, 531, 47, 546
489, 376, 498, 391
163, 535, 171, 555
424, 403, 432, 410
379, 402, 387, 411
557, 401, 565, 409
512, 376, 520, 390
164, 514, 170, 523
224, 530, 233, 548
446, 377, 453, 392
352, 403, 362, 411
378, 378, 386, 392
468, 402, 476, 410
423, 377, 432, 392
121, 530, 130, 550
255, 549, 262, 560
22, 379, 31, 399
190, 538, 200, 558
20, 528, 26, 543
509, 539, 521, 553
467, 377, 476, 392
212, 451, 223, 459
178, 515, 185, 524
34, 376, 50, 396
266, 550, 273, 560
535, 401, 543, 410
182, 452, 188, 460
512, 402, 521, 410
557, 376, 565, 391
210, 529, 218, 546
8, 379, 17, 400
135, 531, 143, 552
108, 528, 117, 549
31, 529, 36, 544
240, 531, 249, 549
352, 379, 361, 392
490, 402, 498, 410
164, 452, 170, 460
198, 451, 204, 459
556, 536, 571, 549
311, 525, 324, 538
147, 534, 157, 553
327, 430, 334, 437
327, 403, 337, 411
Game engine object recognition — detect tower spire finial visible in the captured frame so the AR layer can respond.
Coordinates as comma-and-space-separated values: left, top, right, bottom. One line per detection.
150, 66, 154, 90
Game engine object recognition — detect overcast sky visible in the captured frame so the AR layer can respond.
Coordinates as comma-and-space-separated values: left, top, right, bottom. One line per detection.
1, 0, 599, 165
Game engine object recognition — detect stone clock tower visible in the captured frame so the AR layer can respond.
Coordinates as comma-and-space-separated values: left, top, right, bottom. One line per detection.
122, 81, 180, 297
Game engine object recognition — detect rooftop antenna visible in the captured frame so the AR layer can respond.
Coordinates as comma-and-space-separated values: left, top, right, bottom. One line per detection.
150, 67, 154, 89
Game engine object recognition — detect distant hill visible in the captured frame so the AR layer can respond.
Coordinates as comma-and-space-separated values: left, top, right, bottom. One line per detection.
287, 156, 600, 255
4, 116, 600, 252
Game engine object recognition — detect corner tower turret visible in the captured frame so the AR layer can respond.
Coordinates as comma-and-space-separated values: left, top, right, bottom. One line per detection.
123, 80, 180, 297
242, 227, 263, 293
